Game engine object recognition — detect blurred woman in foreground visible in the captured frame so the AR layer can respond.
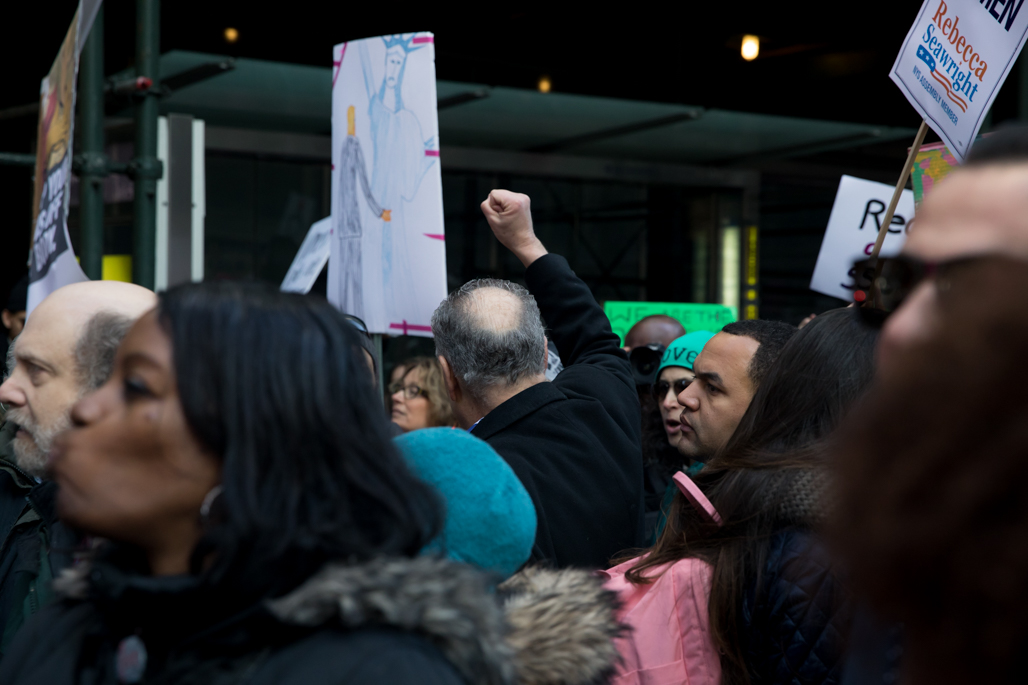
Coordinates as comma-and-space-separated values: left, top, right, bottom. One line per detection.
833, 257, 1028, 685
390, 356, 453, 432
0, 283, 620, 685
606, 308, 879, 685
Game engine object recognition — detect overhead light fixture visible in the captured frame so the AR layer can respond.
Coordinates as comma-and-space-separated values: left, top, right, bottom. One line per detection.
741, 35, 759, 61
224, 27, 239, 44
538, 75, 551, 93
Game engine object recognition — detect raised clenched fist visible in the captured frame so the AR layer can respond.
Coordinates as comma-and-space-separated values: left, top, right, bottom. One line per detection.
480, 189, 548, 267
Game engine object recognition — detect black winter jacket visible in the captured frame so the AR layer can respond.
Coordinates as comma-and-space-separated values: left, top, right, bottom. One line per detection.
0, 551, 623, 685
742, 528, 851, 685
472, 254, 644, 569
0, 421, 79, 658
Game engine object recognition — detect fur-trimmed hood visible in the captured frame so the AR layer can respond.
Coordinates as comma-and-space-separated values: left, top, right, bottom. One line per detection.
56, 555, 623, 685
267, 556, 623, 685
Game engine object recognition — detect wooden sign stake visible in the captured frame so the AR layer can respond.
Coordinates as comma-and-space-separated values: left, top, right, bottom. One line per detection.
868, 119, 929, 306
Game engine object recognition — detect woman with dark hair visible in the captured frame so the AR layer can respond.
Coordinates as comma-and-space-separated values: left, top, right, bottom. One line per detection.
0, 282, 621, 685
605, 307, 879, 685
832, 256, 1028, 685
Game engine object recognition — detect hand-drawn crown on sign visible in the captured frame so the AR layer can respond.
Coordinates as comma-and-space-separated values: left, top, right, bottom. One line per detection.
381, 34, 427, 54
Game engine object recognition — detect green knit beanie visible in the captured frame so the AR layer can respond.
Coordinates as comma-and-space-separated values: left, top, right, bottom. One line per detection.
657, 331, 716, 374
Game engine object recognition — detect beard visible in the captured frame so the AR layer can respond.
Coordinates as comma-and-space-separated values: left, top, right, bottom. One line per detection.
4, 405, 70, 479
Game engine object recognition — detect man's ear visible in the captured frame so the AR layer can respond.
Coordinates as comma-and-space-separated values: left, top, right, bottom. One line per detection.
1, 310, 11, 330
438, 356, 461, 403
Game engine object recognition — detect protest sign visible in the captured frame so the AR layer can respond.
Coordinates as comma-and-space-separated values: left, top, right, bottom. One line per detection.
890, 0, 1028, 162
911, 141, 960, 207
604, 301, 736, 346
26, 3, 103, 315
329, 33, 446, 338
281, 217, 332, 293
809, 176, 915, 302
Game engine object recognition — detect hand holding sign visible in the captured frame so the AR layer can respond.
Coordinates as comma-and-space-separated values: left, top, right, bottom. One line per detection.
480, 189, 549, 267
810, 176, 916, 302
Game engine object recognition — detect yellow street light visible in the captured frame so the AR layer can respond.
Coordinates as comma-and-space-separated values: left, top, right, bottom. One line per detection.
224, 27, 239, 44
741, 35, 759, 61
538, 75, 552, 93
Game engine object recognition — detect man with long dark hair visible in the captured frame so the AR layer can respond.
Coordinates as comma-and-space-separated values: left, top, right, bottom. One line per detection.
674, 319, 795, 464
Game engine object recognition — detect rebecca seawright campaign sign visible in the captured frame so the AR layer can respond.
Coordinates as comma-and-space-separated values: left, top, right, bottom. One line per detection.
891, 0, 1028, 161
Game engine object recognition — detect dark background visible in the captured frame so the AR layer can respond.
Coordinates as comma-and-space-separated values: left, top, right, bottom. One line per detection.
3, 1, 1025, 316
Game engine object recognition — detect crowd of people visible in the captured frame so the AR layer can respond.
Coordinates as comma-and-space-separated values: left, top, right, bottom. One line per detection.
0, 126, 1027, 684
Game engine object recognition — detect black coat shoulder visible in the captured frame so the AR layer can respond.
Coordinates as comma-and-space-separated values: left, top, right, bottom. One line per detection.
246, 627, 466, 685
0, 602, 465, 685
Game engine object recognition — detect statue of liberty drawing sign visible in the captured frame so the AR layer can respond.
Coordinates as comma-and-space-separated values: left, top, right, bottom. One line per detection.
333, 106, 390, 320
329, 32, 445, 337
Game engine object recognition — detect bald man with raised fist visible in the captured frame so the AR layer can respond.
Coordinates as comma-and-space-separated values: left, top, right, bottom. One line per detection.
432, 189, 644, 569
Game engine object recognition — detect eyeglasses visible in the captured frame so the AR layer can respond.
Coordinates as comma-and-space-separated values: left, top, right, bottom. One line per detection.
651, 377, 693, 402
388, 383, 425, 400
849, 255, 974, 328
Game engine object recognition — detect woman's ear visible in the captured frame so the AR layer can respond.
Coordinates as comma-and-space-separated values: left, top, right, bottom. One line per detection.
438, 356, 461, 403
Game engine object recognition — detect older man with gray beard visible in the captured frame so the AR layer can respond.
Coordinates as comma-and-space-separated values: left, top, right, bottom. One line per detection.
0, 280, 155, 657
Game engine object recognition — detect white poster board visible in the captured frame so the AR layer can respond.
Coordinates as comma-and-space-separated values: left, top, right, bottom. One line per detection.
281, 217, 332, 293
329, 33, 446, 337
809, 176, 915, 301
890, 0, 1028, 162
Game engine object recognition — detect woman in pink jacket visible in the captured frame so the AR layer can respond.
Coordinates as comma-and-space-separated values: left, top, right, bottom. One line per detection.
604, 308, 881, 685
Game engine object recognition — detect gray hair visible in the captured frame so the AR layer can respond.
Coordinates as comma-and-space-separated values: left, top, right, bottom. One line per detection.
4, 340, 13, 381
74, 311, 135, 391
432, 279, 546, 399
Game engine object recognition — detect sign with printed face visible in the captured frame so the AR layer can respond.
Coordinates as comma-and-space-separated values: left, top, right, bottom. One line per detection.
280, 217, 332, 294
26, 4, 102, 315
890, 0, 1028, 162
26, 0, 102, 316
603, 301, 736, 346
809, 176, 916, 302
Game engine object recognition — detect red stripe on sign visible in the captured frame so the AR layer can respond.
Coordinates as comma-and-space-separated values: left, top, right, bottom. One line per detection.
332, 43, 348, 88
412, 36, 433, 44
423, 233, 445, 241
930, 70, 968, 112
425, 150, 439, 157
390, 320, 433, 335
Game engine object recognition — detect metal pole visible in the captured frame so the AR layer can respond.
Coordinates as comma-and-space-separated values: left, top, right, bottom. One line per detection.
79, 5, 105, 280
1020, 49, 1028, 121
132, 0, 161, 289
373, 333, 385, 397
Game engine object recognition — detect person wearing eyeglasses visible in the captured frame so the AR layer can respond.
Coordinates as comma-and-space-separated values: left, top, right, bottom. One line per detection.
652, 331, 715, 458
858, 125, 1028, 377
389, 357, 454, 433
834, 122, 1028, 682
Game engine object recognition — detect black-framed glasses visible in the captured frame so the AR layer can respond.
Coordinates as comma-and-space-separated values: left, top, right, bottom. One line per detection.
651, 377, 693, 402
849, 255, 972, 327
388, 383, 425, 400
